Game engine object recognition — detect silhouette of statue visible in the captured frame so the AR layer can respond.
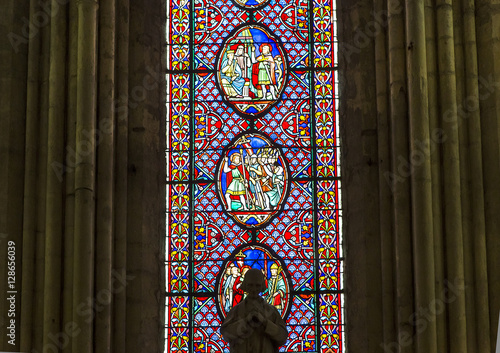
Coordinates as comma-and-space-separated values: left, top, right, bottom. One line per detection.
221, 268, 288, 352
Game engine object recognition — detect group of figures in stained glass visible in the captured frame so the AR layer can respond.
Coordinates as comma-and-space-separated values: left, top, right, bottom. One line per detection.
168, 0, 341, 350
219, 246, 290, 316
221, 41, 282, 99
217, 25, 287, 116
217, 133, 289, 228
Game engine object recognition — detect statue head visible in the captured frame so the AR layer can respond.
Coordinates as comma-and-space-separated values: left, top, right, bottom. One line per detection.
240, 268, 266, 296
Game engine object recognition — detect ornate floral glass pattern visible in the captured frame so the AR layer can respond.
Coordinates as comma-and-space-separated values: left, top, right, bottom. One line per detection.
167, 0, 341, 351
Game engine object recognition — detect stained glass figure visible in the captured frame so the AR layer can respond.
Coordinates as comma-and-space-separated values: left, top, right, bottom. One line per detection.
216, 133, 289, 228
216, 24, 288, 117
167, 0, 342, 350
217, 245, 291, 317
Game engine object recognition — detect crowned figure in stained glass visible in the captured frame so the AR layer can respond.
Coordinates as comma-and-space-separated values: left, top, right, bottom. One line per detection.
221, 48, 246, 98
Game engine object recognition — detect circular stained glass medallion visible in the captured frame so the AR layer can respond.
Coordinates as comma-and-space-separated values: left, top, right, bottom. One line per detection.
216, 245, 290, 318
215, 132, 290, 229
232, 0, 271, 10
215, 24, 288, 117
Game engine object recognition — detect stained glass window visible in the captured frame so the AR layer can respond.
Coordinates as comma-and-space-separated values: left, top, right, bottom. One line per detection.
166, 0, 342, 350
